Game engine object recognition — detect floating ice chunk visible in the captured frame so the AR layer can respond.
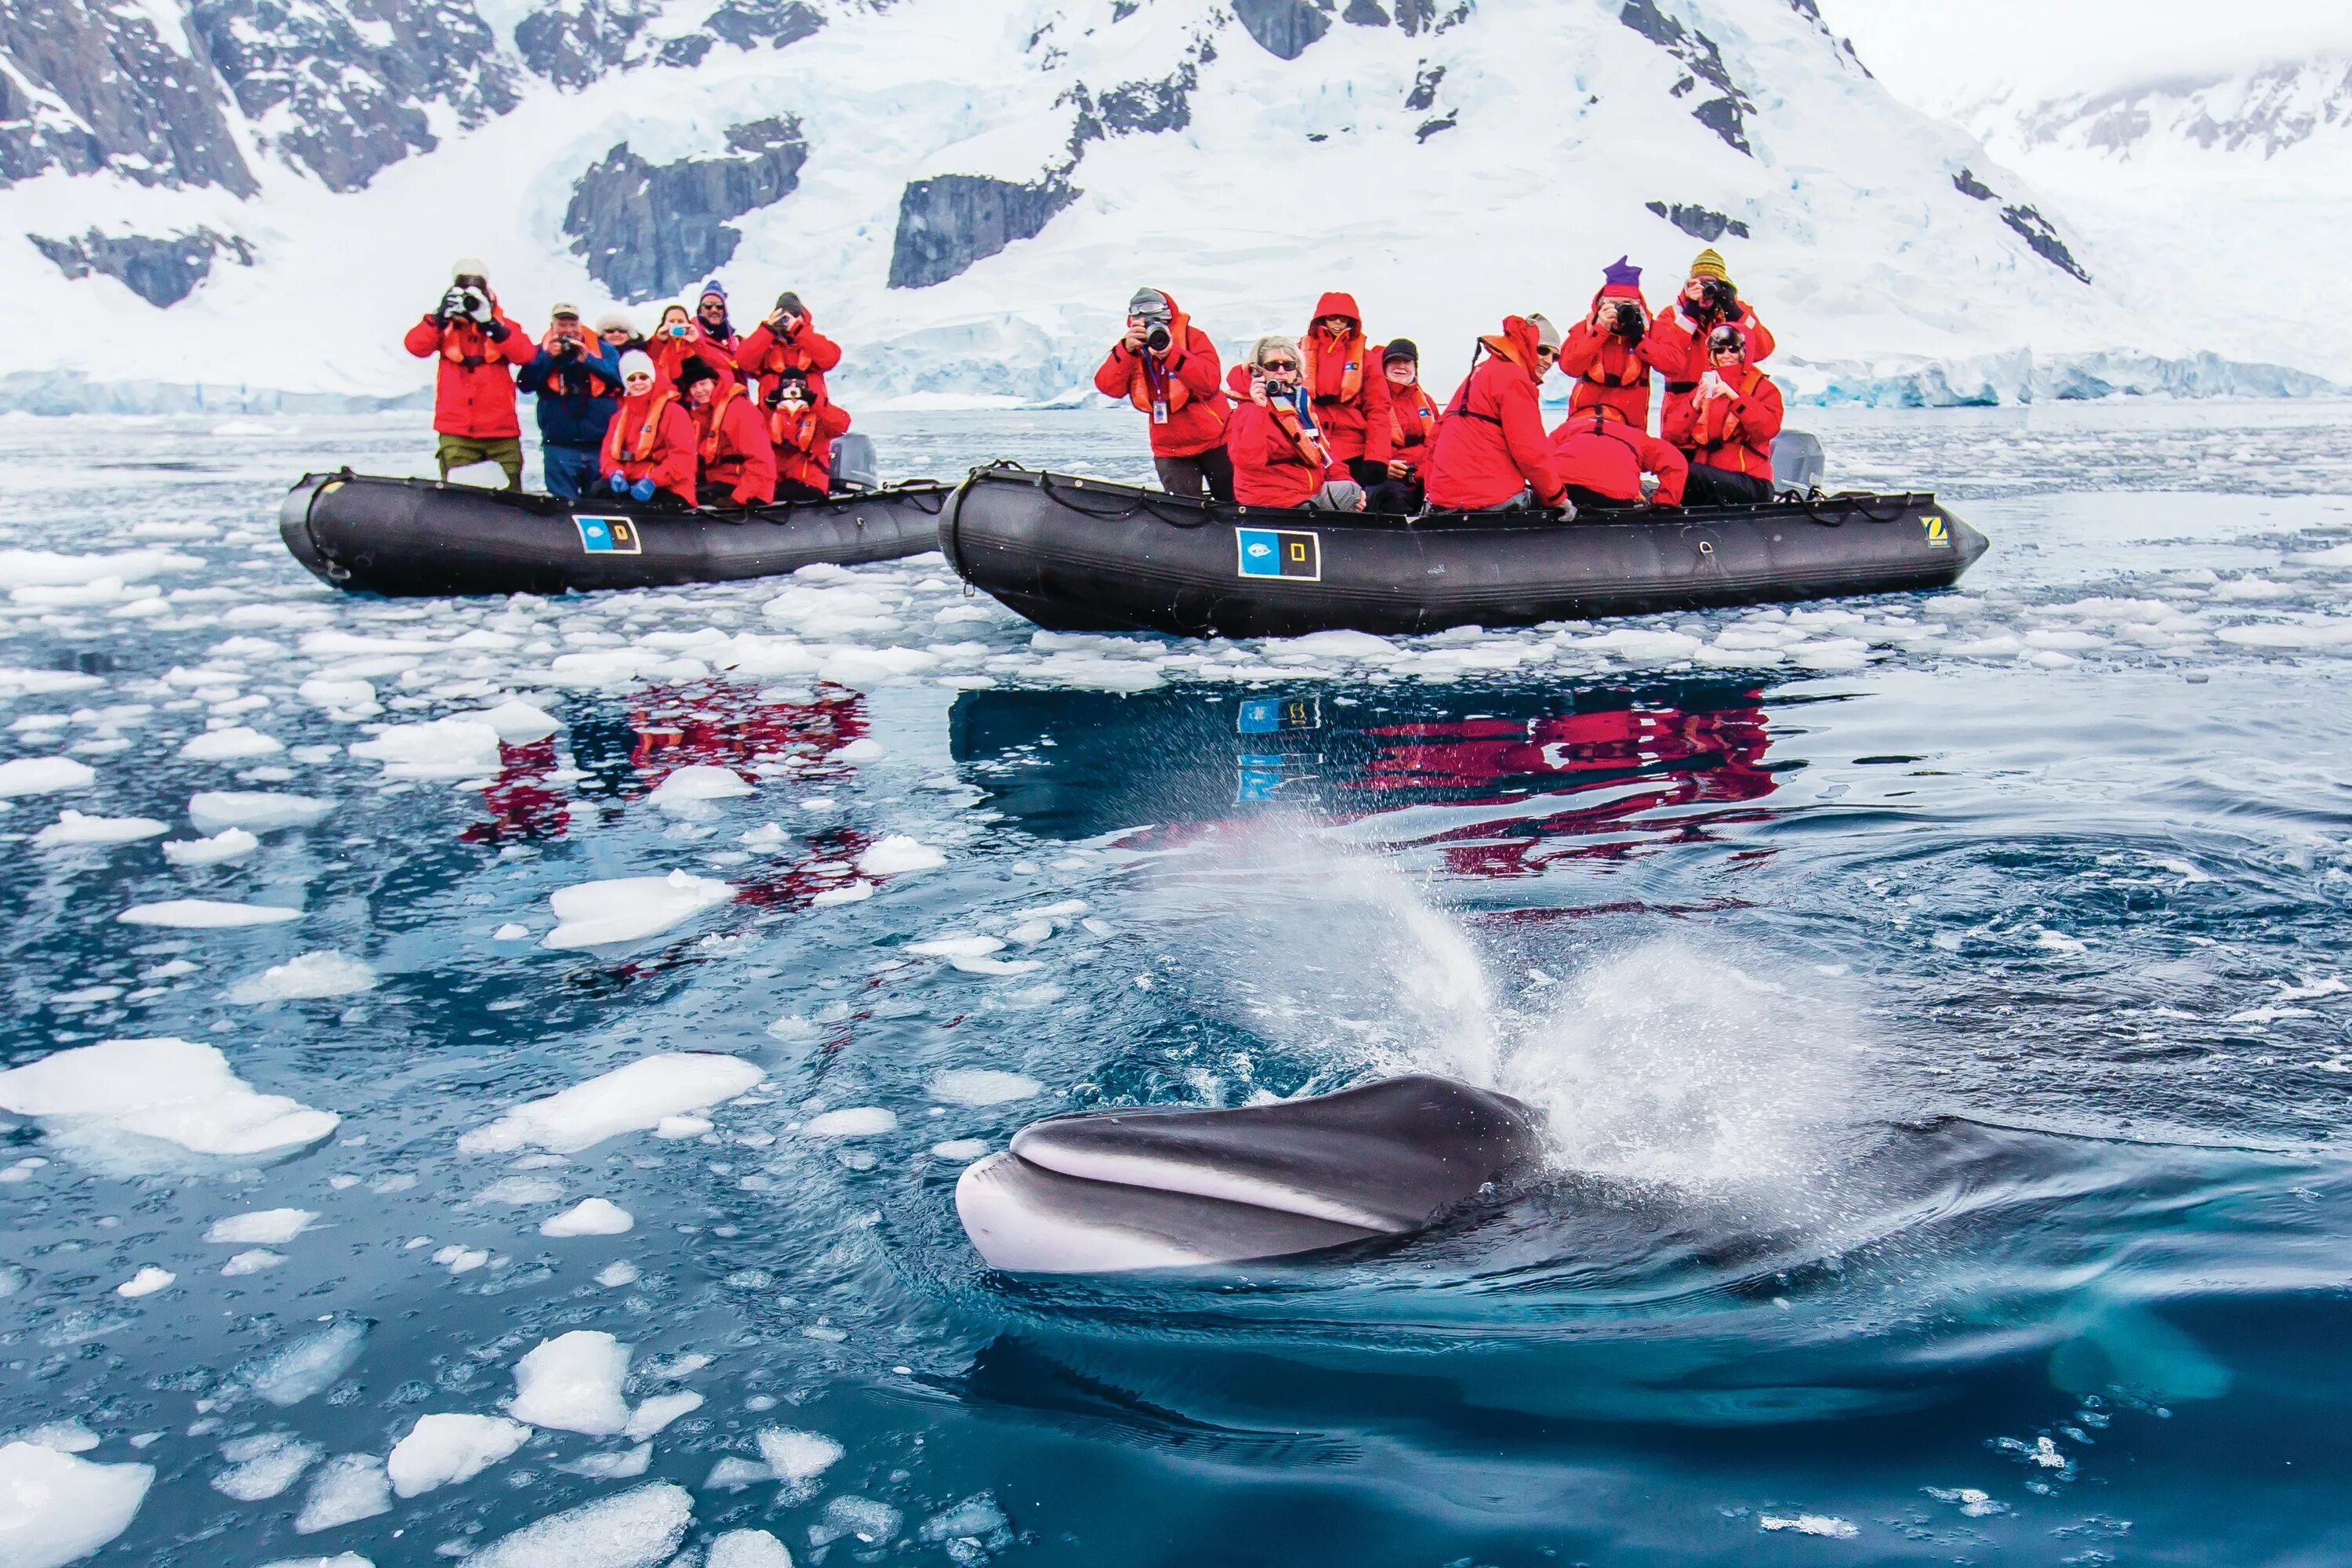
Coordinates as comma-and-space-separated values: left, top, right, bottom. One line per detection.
212, 1432, 321, 1501
119, 898, 300, 928
949, 956, 1045, 976
240, 1316, 370, 1406
838, 736, 885, 761
480, 700, 561, 743
475, 1175, 564, 1206
296, 676, 380, 718
0, 546, 198, 587
467, 1482, 692, 1568
162, 827, 261, 866
556, 1444, 652, 1479
0, 1037, 339, 1174
223, 1248, 285, 1275
292, 1454, 390, 1534
116, 1266, 175, 1298
349, 717, 502, 780
32, 811, 165, 847
540, 1199, 633, 1237
226, 951, 376, 1004
596, 1261, 640, 1288
709, 1529, 793, 1568
757, 1426, 844, 1490
0, 757, 95, 798
433, 1246, 489, 1274
189, 792, 332, 832
541, 870, 735, 949
908, 935, 1004, 959
387, 1414, 530, 1497
810, 880, 873, 906
462, 1053, 764, 1155
930, 1139, 989, 1161
739, 822, 789, 850
2217, 619, 2352, 648
1759, 1515, 1857, 1537
809, 1496, 902, 1551
260, 1555, 373, 1568
802, 1107, 897, 1138
856, 836, 944, 876
9, 1425, 95, 1457
206, 1208, 317, 1244
510, 1331, 631, 1436
492, 923, 529, 941
920, 1492, 1012, 1548
647, 765, 755, 816
652, 1115, 710, 1138
1582, 628, 1701, 663
180, 727, 283, 761
622, 1391, 702, 1441
0, 1442, 153, 1568
931, 1069, 1041, 1105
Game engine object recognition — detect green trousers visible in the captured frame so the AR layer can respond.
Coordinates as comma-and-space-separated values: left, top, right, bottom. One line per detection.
436, 434, 524, 490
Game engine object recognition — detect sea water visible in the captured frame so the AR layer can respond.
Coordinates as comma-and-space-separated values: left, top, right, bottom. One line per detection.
0, 400, 2348, 1566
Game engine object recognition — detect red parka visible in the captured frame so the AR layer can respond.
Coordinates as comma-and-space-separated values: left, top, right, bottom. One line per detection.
1548, 408, 1690, 506
1425, 318, 1566, 511
1092, 292, 1227, 458
736, 315, 843, 401
600, 390, 699, 505
1650, 299, 1777, 434
1224, 365, 1331, 508
768, 396, 853, 496
694, 383, 779, 506
1385, 376, 1440, 470
1303, 292, 1391, 469
1558, 305, 1678, 431
404, 304, 534, 439
1662, 361, 1784, 482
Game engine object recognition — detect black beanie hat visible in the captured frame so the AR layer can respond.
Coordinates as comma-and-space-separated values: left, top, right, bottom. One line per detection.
1382, 338, 1420, 366
773, 291, 806, 318
676, 358, 720, 391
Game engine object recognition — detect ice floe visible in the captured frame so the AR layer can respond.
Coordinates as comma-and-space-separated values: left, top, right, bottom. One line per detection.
225, 951, 377, 1004
802, 1107, 897, 1138
162, 827, 261, 866
646, 764, 755, 815
206, 1208, 318, 1245
708, 1529, 794, 1568
292, 1454, 391, 1534
118, 898, 301, 928
466, 1482, 692, 1568
212, 1432, 321, 1501
387, 1414, 530, 1497
31, 811, 165, 847
348, 716, 503, 780
540, 1198, 633, 1237
180, 726, 284, 761
188, 791, 332, 832
0, 757, 94, 797
930, 1069, 1044, 1106
461, 1053, 764, 1155
541, 871, 735, 949
241, 1317, 371, 1406
856, 835, 945, 875
0, 1441, 153, 1568
622, 1392, 702, 1441
756, 1426, 844, 1493
115, 1266, 175, 1298
510, 1331, 631, 1435
0, 1037, 339, 1174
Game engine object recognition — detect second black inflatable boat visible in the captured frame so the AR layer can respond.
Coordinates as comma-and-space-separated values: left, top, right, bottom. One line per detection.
281, 470, 953, 597
940, 464, 1988, 638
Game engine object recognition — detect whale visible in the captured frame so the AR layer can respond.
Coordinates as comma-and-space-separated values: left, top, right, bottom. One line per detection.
955, 1073, 1548, 1274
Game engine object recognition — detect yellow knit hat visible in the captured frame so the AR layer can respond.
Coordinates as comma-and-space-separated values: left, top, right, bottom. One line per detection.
1688, 248, 1730, 284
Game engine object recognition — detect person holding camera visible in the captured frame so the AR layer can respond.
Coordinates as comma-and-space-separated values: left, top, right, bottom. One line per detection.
517, 302, 622, 499
1301, 292, 1392, 485
1653, 249, 1775, 437
1425, 314, 1570, 514
735, 291, 842, 403
1548, 404, 1688, 509
1093, 287, 1230, 502
600, 350, 699, 507
763, 368, 853, 503
1663, 324, 1784, 506
401, 258, 535, 488
1363, 339, 1439, 513
676, 358, 775, 509
1560, 256, 1672, 430
695, 280, 741, 360
647, 303, 738, 394
1224, 337, 1365, 511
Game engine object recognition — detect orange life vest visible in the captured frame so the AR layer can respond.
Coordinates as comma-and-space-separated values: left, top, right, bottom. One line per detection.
698, 384, 748, 469
1307, 326, 1365, 405
1581, 339, 1645, 387
768, 401, 823, 454
1265, 392, 1331, 471
1126, 310, 1197, 416
1388, 384, 1437, 449
1690, 365, 1766, 470
603, 390, 678, 470
439, 319, 505, 368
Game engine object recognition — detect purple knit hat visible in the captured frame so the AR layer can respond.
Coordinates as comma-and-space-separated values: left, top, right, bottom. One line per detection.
1599, 256, 1645, 299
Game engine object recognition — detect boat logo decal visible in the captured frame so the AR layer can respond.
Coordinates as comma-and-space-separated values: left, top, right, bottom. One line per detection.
1239, 695, 1319, 735
1921, 514, 1951, 549
575, 515, 641, 555
1236, 527, 1321, 582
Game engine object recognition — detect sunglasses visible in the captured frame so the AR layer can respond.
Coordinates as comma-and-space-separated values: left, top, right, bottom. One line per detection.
1261, 359, 1299, 372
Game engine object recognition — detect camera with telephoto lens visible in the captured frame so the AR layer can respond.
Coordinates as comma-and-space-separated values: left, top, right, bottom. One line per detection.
1606, 300, 1646, 339
458, 288, 488, 317
1700, 277, 1739, 317
1143, 321, 1174, 355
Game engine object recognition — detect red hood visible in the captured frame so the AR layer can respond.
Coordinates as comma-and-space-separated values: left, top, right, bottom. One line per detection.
1479, 315, 1544, 379
1310, 291, 1361, 332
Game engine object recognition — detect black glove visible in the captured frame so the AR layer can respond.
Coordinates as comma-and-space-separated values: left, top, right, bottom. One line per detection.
484, 318, 510, 342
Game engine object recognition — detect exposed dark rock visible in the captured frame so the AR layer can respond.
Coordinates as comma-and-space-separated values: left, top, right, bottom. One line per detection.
1414, 112, 1457, 142
516, 0, 659, 88
2000, 203, 2091, 283
1406, 63, 1444, 111
1111, 0, 1140, 19
30, 227, 256, 307
659, 33, 713, 65
1644, 201, 1749, 241
1234, 0, 1330, 60
0, 0, 256, 192
1069, 62, 1198, 150
186, 0, 519, 193
1344, 0, 1389, 24
703, 0, 823, 50
564, 118, 808, 302
888, 175, 1078, 290
1952, 167, 1996, 201
1784, 0, 1869, 74
1393, 0, 1440, 30
1617, 0, 1754, 155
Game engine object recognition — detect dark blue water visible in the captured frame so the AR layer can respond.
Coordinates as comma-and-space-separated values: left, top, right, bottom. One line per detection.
1, 403, 2349, 1566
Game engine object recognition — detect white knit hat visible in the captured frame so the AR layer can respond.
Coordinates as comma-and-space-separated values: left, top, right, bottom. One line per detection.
451, 256, 488, 280
618, 350, 656, 382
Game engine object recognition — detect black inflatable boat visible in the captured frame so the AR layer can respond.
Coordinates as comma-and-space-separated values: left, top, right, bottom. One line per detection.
281, 470, 953, 597
940, 463, 1988, 638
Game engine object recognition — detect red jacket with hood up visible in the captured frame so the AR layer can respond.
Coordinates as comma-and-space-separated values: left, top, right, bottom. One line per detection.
1302, 291, 1391, 469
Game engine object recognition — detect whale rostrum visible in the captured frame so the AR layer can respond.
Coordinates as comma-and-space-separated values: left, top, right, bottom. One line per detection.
955, 1074, 1547, 1274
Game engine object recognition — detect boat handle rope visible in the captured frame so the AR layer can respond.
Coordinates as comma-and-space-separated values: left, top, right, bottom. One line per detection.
1031, 469, 1218, 530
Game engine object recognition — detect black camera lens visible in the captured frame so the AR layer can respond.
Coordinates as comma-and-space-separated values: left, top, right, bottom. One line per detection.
1144, 322, 1174, 354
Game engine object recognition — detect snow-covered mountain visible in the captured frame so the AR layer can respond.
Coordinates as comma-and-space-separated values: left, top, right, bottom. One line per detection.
0, 0, 2330, 412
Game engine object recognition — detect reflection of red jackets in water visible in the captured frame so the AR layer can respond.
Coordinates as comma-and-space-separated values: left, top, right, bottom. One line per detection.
462, 737, 571, 845
629, 681, 869, 782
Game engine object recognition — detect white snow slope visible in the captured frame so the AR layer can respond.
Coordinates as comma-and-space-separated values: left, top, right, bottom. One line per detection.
0, 0, 2335, 409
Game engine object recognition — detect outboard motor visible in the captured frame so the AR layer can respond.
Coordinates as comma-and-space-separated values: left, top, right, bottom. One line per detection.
829, 433, 880, 494
1771, 430, 1824, 495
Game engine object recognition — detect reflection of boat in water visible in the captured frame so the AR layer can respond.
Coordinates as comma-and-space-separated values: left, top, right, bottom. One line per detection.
948, 680, 1782, 868
941, 463, 1988, 637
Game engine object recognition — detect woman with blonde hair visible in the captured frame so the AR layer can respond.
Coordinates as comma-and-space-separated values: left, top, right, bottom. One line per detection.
1221, 335, 1366, 511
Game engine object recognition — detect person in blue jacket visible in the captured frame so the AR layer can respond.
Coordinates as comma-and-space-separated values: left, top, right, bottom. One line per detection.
518, 301, 622, 499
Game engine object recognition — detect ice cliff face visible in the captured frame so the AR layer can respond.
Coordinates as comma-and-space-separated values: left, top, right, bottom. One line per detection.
0, 0, 2326, 408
